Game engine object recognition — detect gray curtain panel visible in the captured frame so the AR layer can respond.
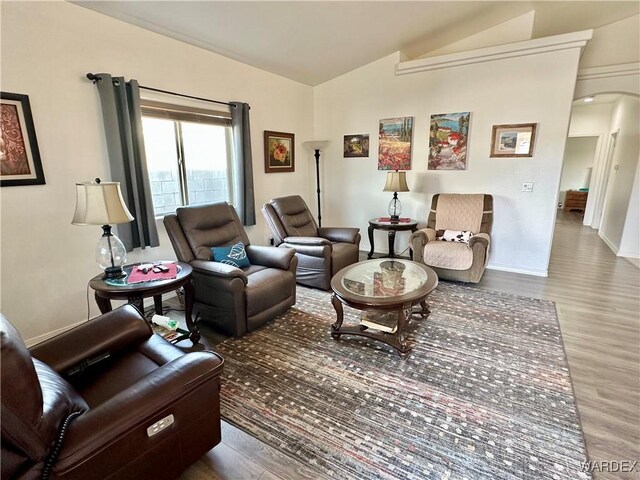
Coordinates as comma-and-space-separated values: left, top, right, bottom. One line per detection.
230, 102, 256, 226
93, 73, 159, 251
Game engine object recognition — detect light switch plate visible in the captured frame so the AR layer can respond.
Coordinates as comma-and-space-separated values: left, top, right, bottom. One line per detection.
522, 182, 534, 192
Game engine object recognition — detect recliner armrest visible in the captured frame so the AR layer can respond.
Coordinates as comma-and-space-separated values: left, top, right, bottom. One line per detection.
283, 236, 332, 246
29, 305, 152, 374
409, 228, 436, 263
281, 243, 331, 259
469, 232, 490, 249
190, 260, 248, 285
317, 227, 360, 244
55, 351, 224, 474
245, 245, 295, 270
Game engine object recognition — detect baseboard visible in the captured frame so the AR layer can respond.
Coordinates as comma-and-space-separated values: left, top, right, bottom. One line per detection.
617, 250, 640, 259
598, 231, 619, 254
25, 319, 87, 348
25, 292, 178, 348
486, 264, 548, 277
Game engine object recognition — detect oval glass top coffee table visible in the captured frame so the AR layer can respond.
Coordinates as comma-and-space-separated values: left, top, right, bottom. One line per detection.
330, 259, 438, 357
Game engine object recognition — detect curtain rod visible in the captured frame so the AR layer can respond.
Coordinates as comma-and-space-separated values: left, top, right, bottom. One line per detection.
85, 73, 234, 108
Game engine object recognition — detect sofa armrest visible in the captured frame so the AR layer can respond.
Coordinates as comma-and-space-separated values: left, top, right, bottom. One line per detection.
55, 351, 224, 473
317, 227, 360, 244
29, 305, 152, 374
245, 245, 296, 270
281, 243, 331, 259
190, 260, 248, 285
283, 236, 332, 246
409, 228, 436, 263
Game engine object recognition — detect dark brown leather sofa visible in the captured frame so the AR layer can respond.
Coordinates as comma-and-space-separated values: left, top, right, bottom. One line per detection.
164, 202, 297, 337
1, 305, 224, 480
262, 195, 361, 290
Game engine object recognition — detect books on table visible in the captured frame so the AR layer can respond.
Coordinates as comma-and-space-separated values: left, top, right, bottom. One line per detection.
360, 311, 398, 334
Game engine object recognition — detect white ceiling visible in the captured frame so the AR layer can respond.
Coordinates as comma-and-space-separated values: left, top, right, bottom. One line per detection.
75, 1, 639, 86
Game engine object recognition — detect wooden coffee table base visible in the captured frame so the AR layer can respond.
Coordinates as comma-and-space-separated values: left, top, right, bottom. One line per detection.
330, 294, 431, 357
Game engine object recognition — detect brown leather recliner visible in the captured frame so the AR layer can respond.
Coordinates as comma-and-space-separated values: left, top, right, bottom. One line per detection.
164, 202, 297, 337
262, 195, 361, 290
1, 305, 224, 480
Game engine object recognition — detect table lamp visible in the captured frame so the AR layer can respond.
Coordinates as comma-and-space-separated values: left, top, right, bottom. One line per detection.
72, 178, 134, 279
383, 171, 409, 220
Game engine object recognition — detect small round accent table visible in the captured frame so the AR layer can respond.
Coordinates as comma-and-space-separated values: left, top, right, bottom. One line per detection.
367, 218, 418, 259
89, 262, 199, 344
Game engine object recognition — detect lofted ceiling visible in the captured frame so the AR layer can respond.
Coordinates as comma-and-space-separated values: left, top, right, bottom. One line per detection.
74, 1, 639, 86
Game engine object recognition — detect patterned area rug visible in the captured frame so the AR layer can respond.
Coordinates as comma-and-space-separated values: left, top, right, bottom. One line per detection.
216, 283, 590, 480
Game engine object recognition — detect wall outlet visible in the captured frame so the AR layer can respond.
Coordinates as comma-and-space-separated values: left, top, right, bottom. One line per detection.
522, 182, 534, 192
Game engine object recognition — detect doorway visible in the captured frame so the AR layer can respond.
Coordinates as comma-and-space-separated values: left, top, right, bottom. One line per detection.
558, 136, 599, 215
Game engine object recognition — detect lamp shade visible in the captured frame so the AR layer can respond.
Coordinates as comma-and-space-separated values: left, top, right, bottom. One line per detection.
383, 171, 409, 192
304, 140, 329, 151
72, 181, 134, 225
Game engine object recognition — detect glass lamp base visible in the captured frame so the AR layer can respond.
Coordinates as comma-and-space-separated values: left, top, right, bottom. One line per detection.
103, 265, 126, 279
388, 196, 402, 219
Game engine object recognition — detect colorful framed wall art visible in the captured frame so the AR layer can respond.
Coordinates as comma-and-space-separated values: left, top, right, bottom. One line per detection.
343, 134, 369, 157
490, 123, 537, 157
0, 92, 45, 186
264, 130, 295, 173
378, 117, 413, 170
428, 112, 470, 170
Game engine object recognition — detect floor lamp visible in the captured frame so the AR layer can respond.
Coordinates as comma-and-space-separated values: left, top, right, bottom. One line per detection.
304, 140, 329, 227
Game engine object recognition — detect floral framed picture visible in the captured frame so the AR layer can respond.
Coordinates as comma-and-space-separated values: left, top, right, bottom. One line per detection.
1, 92, 45, 186
264, 131, 295, 173
490, 123, 537, 157
343, 134, 369, 157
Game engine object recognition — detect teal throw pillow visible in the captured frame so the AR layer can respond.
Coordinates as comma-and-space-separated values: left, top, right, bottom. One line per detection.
211, 242, 251, 268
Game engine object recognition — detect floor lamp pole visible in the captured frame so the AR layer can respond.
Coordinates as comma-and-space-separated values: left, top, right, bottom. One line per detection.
314, 148, 322, 227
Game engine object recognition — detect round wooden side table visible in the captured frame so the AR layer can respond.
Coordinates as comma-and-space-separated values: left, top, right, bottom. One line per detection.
89, 261, 200, 344
367, 218, 418, 259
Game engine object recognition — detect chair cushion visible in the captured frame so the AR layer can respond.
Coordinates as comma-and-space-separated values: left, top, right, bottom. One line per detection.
423, 241, 474, 270
269, 196, 318, 238
176, 203, 250, 260
211, 242, 251, 268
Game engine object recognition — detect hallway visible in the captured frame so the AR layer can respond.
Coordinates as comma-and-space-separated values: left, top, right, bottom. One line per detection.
477, 211, 640, 479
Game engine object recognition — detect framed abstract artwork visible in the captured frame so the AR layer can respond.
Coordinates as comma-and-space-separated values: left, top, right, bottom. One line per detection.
0, 92, 45, 186
378, 117, 413, 170
490, 123, 537, 157
264, 130, 295, 173
343, 134, 369, 157
428, 112, 470, 170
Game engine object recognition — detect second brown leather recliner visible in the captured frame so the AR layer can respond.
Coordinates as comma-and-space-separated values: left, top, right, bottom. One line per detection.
262, 195, 361, 290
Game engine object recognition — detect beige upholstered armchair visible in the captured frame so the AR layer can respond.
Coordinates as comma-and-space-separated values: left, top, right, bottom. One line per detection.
409, 194, 493, 283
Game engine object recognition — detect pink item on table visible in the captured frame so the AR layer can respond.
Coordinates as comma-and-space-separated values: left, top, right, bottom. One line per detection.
127, 262, 178, 284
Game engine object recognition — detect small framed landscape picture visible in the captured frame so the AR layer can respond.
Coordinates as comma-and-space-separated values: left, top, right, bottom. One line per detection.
264, 131, 295, 173
1, 92, 45, 187
490, 123, 537, 157
343, 134, 369, 157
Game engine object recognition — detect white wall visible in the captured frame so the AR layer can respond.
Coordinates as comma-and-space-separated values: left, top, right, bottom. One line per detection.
599, 96, 640, 252
579, 15, 640, 69
559, 136, 597, 205
314, 46, 582, 277
619, 161, 640, 258
0, 2, 314, 342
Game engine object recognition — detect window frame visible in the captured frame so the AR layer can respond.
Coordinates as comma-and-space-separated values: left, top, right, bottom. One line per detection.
140, 99, 235, 217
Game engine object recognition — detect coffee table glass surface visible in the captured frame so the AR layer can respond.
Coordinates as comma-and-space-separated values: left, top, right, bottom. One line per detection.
340, 259, 429, 299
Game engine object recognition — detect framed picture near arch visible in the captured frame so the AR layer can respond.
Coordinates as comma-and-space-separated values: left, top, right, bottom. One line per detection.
264, 130, 295, 173
490, 123, 537, 157
0, 92, 45, 186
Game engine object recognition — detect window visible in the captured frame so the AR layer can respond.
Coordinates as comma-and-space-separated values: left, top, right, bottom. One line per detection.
141, 100, 234, 216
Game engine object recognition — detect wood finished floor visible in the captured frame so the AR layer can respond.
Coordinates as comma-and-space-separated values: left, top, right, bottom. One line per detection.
179, 211, 640, 480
